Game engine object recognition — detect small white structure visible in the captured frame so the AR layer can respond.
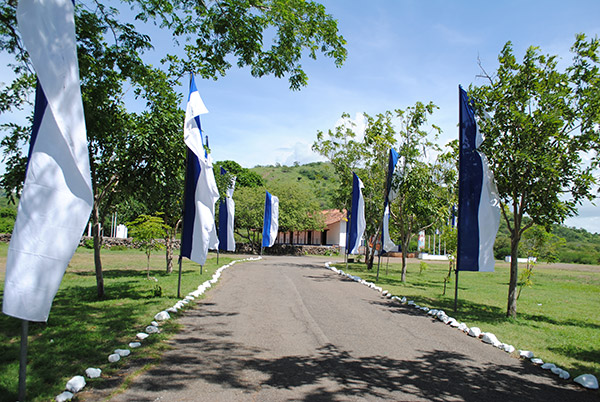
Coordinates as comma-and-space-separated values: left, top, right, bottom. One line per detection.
115, 224, 128, 238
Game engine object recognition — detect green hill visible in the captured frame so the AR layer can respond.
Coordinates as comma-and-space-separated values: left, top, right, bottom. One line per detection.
251, 162, 339, 210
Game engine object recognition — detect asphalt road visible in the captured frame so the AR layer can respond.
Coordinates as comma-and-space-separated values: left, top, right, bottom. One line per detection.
105, 255, 596, 401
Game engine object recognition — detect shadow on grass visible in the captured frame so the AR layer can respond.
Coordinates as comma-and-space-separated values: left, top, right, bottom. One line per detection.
0, 281, 178, 402
116, 306, 596, 402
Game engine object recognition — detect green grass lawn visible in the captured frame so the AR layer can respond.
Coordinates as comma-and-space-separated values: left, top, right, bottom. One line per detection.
337, 258, 600, 382
0, 243, 244, 402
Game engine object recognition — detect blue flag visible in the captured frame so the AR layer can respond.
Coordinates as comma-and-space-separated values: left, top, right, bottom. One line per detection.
382, 148, 400, 253
346, 172, 366, 255
218, 167, 236, 252
457, 86, 500, 272
180, 74, 219, 265
3, 0, 93, 322
262, 191, 279, 248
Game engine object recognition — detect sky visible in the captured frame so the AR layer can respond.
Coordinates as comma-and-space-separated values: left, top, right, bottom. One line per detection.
2, 0, 600, 231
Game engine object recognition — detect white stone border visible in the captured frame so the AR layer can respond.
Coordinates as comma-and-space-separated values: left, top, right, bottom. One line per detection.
323, 261, 598, 391
54, 256, 263, 401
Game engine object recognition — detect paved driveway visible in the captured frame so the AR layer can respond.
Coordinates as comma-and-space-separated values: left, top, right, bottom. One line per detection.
102, 255, 594, 401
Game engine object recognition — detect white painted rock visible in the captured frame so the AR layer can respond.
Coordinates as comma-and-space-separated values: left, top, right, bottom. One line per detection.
421, 306, 429, 312
155, 311, 171, 321
381, 290, 389, 296
439, 315, 450, 324
559, 370, 570, 380
66, 375, 86, 393
166, 307, 177, 314
503, 344, 516, 354
449, 319, 460, 328
481, 333, 501, 347
151, 321, 159, 327
115, 349, 131, 357
468, 327, 481, 338
531, 358, 544, 365
145, 325, 160, 334
407, 300, 415, 306
428, 309, 438, 316
574, 374, 599, 389
185, 295, 195, 301
386, 293, 392, 299
209, 278, 217, 284
458, 323, 469, 332
436, 310, 446, 317
400, 297, 407, 303
129, 342, 141, 348
85, 367, 101, 379
136, 332, 149, 340
181, 299, 189, 305
108, 353, 120, 363
414, 304, 421, 309
56, 391, 74, 402
541, 363, 556, 370
519, 350, 534, 359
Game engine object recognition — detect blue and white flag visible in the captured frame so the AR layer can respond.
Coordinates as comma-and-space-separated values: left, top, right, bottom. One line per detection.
346, 172, 366, 255
457, 86, 500, 272
218, 167, 236, 252
3, 0, 93, 322
262, 191, 279, 248
180, 75, 219, 266
382, 148, 400, 253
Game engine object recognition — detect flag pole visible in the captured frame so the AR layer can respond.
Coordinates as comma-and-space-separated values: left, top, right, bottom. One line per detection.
454, 268, 459, 312
177, 256, 183, 299
18, 319, 28, 401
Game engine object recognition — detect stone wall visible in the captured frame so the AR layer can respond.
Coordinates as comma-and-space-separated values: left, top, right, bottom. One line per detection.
0, 234, 341, 256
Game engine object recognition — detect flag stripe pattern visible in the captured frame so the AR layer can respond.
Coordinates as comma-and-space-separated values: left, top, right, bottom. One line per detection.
457, 86, 500, 272
347, 172, 366, 255
218, 167, 236, 252
382, 148, 400, 253
3, 0, 93, 322
262, 191, 279, 248
180, 75, 219, 265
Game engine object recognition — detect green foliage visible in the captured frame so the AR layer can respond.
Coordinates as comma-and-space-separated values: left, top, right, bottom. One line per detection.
419, 261, 428, 275
470, 34, 600, 317
128, 214, 167, 278
0, 207, 16, 233
82, 238, 95, 249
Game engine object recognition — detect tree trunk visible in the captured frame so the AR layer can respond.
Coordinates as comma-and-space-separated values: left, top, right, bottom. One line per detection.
92, 203, 105, 299
147, 252, 151, 280
507, 234, 520, 318
165, 229, 175, 274
401, 237, 410, 283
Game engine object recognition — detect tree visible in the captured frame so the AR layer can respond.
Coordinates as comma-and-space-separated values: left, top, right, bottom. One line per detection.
233, 180, 324, 252
312, 112, 396, 269
469, 35, 600, 317
128, 214, 167, 279
387, 102, 454, 282
0, 0, 347, 297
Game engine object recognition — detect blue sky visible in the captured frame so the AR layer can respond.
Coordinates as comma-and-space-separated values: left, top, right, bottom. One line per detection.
2, 0, 600, 231
188, 0, 600, 232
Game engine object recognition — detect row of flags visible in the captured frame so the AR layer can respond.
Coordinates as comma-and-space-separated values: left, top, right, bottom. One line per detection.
346, 87, 500, 275
1, 0, 498, 324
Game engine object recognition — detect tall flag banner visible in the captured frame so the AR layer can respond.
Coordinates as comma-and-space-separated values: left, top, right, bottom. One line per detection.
382, 148, 400, 253
3, 0, 93, 322
180, 75, 219, 265
457, 86, 500, 272
218, 167, 236, 252
262, 191, 279, 248
346, 172, 366, 255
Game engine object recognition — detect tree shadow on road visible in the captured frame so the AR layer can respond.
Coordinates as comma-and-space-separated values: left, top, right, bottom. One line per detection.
118, 308, 596, 402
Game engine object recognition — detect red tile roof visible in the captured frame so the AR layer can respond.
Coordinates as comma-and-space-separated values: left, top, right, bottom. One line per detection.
321, 209, 347, 226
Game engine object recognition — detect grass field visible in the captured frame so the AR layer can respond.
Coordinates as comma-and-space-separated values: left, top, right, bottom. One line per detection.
336, 257, 600, 383
0, 244, 243, 402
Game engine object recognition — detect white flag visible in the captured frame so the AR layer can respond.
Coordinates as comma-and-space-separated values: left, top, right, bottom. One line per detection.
262, 191, 279, 248
3, 0, 93, 322
180, 75, 219, 266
